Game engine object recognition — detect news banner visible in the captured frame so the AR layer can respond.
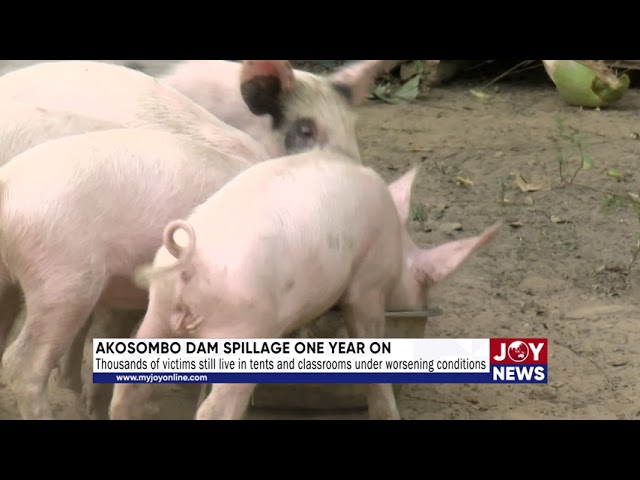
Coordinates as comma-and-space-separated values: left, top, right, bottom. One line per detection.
92, 338, 548, 384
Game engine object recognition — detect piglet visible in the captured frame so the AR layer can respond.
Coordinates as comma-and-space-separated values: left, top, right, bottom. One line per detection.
0, 100, 122, 167
0, 128, 254, 420
160, 60, 400, 158
110, 150, 500, 421
0, 101, 126, 402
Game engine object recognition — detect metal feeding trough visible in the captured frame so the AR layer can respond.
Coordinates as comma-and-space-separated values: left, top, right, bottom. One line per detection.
249, 306, 443, 411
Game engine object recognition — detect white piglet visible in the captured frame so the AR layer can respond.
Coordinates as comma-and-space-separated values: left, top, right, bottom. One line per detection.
110, 151, 500, 421
160, 59, 399, 158
0, 102, 123, 402
0, 128, 254, 420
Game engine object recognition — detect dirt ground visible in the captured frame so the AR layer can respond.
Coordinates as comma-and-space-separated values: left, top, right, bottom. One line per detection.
1, 60, 639, 420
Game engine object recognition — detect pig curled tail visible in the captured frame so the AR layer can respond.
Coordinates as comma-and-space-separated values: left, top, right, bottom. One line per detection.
163, 219, 196, 262
133, 219, 197, 289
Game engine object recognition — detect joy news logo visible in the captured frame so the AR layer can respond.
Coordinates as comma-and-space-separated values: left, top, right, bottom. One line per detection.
489, 338, 548, 384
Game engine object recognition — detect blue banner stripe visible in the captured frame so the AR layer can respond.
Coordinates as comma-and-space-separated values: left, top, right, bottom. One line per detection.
93, 367, 548, 384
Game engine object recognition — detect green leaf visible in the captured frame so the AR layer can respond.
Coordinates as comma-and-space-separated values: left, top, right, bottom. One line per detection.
371, 83, 392, 101
371, 73, 423, 105
389, 75, 421, 104
581, 153, 593, 170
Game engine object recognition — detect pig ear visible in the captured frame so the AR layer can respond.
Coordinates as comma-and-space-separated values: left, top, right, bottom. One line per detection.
329, 60, 403, 106
413, 222, 502, 287
388, 166, 419, 224
239, 60, 295, 119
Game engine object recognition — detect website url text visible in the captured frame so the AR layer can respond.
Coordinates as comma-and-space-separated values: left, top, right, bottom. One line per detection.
114, 373, 209, 383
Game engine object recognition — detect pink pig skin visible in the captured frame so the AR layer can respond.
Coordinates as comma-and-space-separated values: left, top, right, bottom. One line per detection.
110, 149, 500, 421
0, 128, 254, 420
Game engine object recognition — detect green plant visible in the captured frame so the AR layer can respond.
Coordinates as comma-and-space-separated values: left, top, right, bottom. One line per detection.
411, 202, 428, 229
498, 176, 509, 205
554, 117, 593, 184
601, 191, 640, 274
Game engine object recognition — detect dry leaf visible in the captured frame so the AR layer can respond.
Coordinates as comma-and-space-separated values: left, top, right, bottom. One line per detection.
509, 221, 524, 228
550, 215, 566, 224
439, 222, 463, 233
515, 173, 545, 192
610, 360, 628, 367
605, 265, 626, 273
524, 196, 534, 205
469, 89, 490, 99
456, 176, 474, 186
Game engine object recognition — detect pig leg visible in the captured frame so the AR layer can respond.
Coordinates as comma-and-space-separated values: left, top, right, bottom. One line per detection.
1, 272, 104, 420
0, 285, 24, 360
193, 309, 277, 420
82, 308, 143, 420
195, 383, 256, 420
109, 305, 174, 420
56, 311, 94, 395
196, 383, 212, 409
192, 316, 268, 420
342, 293, 401, 420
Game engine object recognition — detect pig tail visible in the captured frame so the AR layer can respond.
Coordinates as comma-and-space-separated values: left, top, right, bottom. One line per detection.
132, 219, 197, 288
163, 219, 197, 264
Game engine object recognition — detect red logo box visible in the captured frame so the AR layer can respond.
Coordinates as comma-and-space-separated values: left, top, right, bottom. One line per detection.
490, 338, 547, 365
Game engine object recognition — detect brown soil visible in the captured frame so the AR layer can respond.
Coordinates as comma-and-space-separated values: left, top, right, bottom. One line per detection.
1, 61, 640, 420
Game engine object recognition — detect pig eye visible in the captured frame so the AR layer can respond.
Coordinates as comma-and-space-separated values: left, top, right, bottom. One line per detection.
299, 123, 313, 137
284, 118, 319, 154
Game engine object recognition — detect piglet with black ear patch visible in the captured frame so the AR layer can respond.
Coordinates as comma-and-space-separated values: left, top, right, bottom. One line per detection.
161, 59, 402, 159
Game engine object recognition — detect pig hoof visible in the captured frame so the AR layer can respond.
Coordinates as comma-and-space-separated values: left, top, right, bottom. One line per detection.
81, 386, 109, 420
86, 404, 109, 421
111, 402, 159, 420
56, 370, 83, 396
109, 402, 131, 420
144, 402, 161, 419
